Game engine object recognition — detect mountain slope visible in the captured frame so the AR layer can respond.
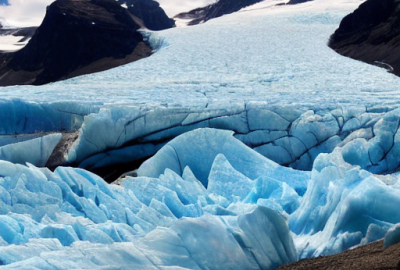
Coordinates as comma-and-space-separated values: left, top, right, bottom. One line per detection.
0, 0, 151, 86
277, 240, 400, 270
329, 0, 400, 76
119, 0, 175, 30
174, 0, 264, 25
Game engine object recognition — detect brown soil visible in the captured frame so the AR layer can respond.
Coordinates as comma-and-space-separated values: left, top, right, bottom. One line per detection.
277, 240, 400, 270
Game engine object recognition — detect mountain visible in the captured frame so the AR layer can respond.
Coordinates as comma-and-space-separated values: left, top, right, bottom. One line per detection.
0, 17, 6, 29
0, 0, 151, 86
174, 0, 317, 25
1, 1, 400, 269
174, 0, 264, 25
119, 0, 175, 30
329, 0, 400, 76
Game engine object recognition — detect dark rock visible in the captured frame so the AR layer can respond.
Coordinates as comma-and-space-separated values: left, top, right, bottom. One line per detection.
287, 0, 313, 4
329, 0, 400, 77
0, 0, 152, 86
119, 0, 175, 30
174, 0, 264, 25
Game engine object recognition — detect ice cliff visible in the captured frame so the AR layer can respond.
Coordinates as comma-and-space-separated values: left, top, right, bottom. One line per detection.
3, 100, 400, 183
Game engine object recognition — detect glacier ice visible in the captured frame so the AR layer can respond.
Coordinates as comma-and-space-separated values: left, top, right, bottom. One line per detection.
1, 0, 400, 173
1, 0, 400, 268
290, 146, 400, 258
384, 223, 400, 248
0, 137, 299, 268
137, 128, 310, 194
0, 134, 62, 167
5, 103, 400, 177
0, 128, 400, 269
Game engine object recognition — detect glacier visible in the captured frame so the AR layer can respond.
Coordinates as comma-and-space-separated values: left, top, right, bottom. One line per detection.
0, 128, 400, 269
1, 0, 400, 174
1, 0, 400, 269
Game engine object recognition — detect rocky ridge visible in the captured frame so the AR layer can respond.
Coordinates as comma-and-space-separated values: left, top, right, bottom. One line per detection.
174, 0, 316, 25
174, 0, 264, 25
0, 0, 152, 86
119, 0, 175, 30
329, 0, 400, 76
277, 240, 400, 270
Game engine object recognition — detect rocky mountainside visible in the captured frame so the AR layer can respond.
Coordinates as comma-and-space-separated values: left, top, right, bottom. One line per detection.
118, 0, 175, 30
329, 0, 400, 76
0, 0, 152, 86
174, 0, 264, 25
174, 0, 316, 25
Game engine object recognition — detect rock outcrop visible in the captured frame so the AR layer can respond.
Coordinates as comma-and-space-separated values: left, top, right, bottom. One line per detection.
287, 0, 313, 4
329, 0, 400, 76
0, 0, 152, 86
277, 240, 400, 270
174, 0, 264, 25
119, 0, 175, 30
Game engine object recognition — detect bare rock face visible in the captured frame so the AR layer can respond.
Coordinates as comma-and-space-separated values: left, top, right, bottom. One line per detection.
0, 0, 152, 86
118, 0, 175, 30
174, 0, 264, 26
329, 0, 400, 76
287, 0, 313, 4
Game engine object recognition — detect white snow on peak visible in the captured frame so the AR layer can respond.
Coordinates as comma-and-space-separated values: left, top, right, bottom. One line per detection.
157, 0, 217, 17
0, 35, 30, 51
0, 16, 11, 28
0, 0, 217, 27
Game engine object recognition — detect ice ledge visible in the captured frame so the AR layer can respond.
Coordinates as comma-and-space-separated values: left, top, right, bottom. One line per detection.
2, 101, 400, 178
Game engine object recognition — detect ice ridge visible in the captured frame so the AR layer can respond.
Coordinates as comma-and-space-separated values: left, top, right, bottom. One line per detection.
0, 128, 399, 269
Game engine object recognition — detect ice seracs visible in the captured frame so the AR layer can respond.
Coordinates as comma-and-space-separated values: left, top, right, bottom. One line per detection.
1, 128, 400, 269
0, 130, 302, 269
384, 223, 400, 248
